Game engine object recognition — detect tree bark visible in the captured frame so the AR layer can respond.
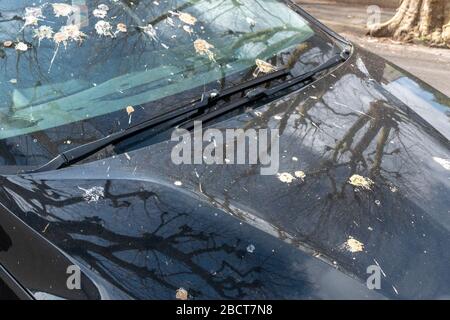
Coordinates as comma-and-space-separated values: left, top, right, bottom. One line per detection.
368, 0, 450, 47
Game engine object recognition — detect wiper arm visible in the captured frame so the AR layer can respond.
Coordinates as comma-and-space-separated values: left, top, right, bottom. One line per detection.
27, 67, 291, 173
28, 47, 350, 174
181, 48, 350, 130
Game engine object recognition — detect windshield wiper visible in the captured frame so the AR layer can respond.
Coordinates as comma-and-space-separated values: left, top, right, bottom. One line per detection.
27, 47, 350, 174
180, 47, 351, 130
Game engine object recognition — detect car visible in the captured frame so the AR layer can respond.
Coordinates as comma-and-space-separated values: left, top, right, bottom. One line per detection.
0, 0, 449, 300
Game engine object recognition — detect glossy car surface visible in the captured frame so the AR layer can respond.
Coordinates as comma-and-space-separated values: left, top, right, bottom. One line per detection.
1, 1, 450, 300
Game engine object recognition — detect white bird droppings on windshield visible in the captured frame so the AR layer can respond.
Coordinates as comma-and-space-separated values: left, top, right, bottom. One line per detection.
126, 106, 135, 124
93, 4, 110, 19
15, 42, 28, 52
116, 23, 127, 33
34, 26, 54, 43
176, 12, 197, 26
246, 17, 256, 27
93, 9, 108, 19
57, 25, 87, 43
52, 3, 75, 17
126, 106, 135, 115
194, 39, 215, 61
24, 7, 43, 27
253, 59, 276, 77
95, 20, 114, 37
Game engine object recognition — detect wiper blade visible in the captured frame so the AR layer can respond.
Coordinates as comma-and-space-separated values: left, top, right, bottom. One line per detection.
181, 49, 350, 130
28, 48, 350, 174
27, 67, 291, 173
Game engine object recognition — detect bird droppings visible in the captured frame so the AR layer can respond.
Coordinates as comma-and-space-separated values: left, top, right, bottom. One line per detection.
294, 171, 306, 181
93, 9, 108, 19
97, 4, 110, 11
176, 288, 188, 300
93, 4, 109, 19
116, 23, 127, 33
348, 174, 374, 190
374, 199, 381, 206
342, 237, 364, 253
246, 244, 255, 253
34, 26, 54, 43
389, 185, 398, 193
253, 59, 276, 77
433, 157, 450, 170
24, 7, 43, 27
183, 25, 194, 34
78, 186, 104, 203
53, 31, 69, 45
52, 3, 75, 17
126, 106, 135, 115
56, 25, 87, 44
278, 170, 306, 184
194, 39, 215, 61
176, 12, 197, 26
15, 42, 28, 52
246, 17, 256, 27
277, 172, 296, 184
95, 20, 114, 37
292, 156, 298, 162
174, 181, 183, 186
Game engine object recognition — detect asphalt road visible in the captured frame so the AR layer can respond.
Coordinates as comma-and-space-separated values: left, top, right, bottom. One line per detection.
297, 0, 450, 97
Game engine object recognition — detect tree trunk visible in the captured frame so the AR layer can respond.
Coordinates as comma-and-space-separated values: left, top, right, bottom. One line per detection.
368, 0, 450, 47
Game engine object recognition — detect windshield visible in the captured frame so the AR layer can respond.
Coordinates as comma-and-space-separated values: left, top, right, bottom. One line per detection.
0, 0, 340, 169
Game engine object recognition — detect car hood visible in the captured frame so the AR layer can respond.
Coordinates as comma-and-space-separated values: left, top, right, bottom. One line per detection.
0, 45, 449, 300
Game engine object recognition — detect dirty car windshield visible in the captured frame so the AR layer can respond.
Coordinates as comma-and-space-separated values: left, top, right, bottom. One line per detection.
0, 0, 338, 168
